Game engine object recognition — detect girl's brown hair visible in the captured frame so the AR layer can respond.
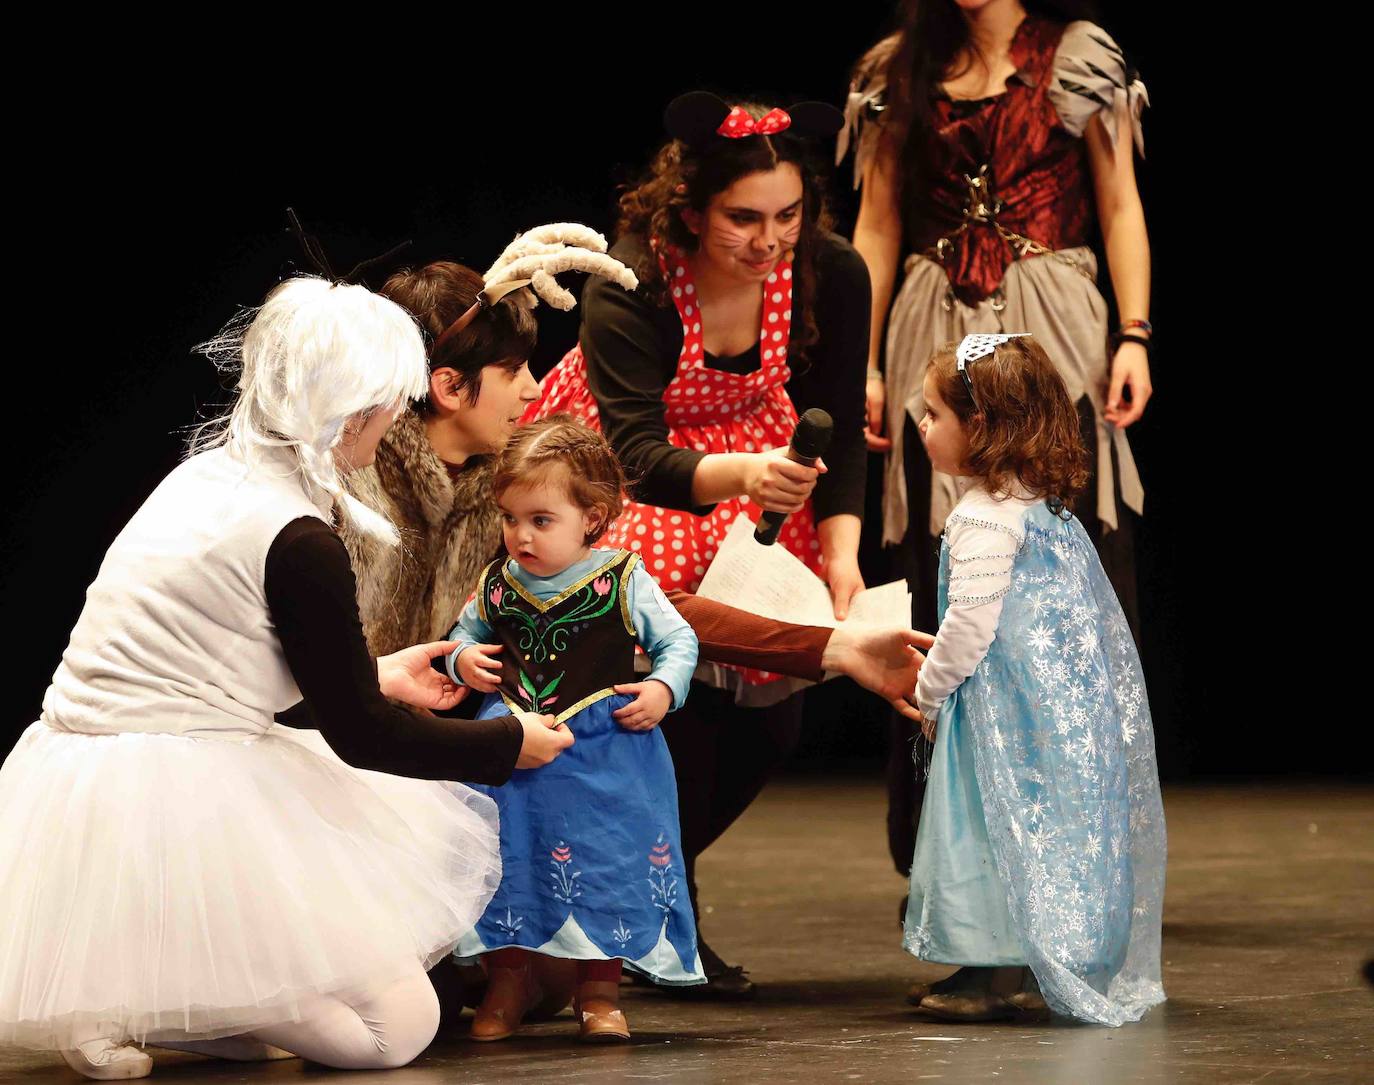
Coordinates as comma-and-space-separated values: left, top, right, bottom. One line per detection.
927, 337, 1089, 508
380, 261, 536, 414
491, 415, 627, 545
616, 101, 834, 357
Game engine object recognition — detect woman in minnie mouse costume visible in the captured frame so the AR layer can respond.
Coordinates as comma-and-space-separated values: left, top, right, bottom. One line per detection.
528, 91, 871, 997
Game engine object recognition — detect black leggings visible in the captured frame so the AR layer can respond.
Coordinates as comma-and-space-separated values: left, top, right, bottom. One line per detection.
885, 397, 1139, 875
658, 682, 804, 920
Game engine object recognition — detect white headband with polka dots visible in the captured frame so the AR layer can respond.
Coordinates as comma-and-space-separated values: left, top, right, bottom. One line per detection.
956, 332, 1030, 372
956, 332, 1029, 409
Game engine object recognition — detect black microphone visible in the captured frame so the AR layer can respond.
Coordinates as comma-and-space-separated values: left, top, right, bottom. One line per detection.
754, 408, 833, 546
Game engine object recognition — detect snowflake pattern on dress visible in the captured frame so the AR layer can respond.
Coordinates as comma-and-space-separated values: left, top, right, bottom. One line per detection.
944, 504, 1165, 1025
526, 245, 820, 685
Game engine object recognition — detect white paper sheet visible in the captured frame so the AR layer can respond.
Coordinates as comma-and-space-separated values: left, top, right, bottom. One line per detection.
694, 515, 910, 630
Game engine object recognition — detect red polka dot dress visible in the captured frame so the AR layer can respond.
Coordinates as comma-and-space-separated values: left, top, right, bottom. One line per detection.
529, 246, 822, 687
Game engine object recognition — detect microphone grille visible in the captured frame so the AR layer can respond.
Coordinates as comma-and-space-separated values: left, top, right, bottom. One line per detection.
792, 408, 833, 458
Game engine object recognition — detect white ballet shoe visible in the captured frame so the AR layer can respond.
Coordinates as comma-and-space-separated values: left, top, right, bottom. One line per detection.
59, 1038, 153, 1079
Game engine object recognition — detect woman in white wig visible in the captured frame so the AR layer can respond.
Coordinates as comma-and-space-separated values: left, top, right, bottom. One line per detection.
0, 276, 573, 1078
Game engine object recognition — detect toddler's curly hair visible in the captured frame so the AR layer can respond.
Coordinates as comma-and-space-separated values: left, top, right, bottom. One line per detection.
491, 415, 627, 545
927, 336, 1089, 508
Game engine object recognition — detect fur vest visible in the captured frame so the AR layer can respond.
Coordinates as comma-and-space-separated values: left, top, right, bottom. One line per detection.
342, 411, 502, 656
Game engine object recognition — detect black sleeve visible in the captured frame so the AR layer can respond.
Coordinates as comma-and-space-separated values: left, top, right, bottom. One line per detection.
580, 262, 714, 515
265, 517, 523, 784
789, 236, 871, 522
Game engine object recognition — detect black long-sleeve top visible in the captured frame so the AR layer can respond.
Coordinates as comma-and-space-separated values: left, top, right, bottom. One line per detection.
580, 233, 871, 521
266, 516, 523, 784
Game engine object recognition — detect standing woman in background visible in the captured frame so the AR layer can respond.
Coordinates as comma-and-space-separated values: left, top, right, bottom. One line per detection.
530, 93, 870, 997
842, 0, 1153, 883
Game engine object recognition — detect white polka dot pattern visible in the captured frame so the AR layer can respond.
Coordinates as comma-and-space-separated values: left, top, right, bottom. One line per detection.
523, 244, 822, 686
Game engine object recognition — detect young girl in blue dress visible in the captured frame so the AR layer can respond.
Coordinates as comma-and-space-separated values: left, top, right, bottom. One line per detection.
905, 334, 1165, 1027
446, 416, 702, 1043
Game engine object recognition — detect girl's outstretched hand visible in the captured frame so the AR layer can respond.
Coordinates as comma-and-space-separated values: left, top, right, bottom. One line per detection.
611, 681, 674, 731
378, 641, 470, 711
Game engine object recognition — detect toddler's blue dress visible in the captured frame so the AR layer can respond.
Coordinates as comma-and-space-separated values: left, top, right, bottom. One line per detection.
448, 549, 704, 985
905, 502, 1166, 1025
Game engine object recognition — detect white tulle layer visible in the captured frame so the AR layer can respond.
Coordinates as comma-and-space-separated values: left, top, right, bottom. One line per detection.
0, 722, 500, 1050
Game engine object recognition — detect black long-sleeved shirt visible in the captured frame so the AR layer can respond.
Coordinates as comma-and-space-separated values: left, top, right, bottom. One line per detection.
266, 516, 522, 784
580, 233, 871, 521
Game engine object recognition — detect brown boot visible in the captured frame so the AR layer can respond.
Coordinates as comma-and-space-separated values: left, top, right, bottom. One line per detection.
470, 959, 537, 1042
575, 981, 630, 1043
577, 999, 631, 1043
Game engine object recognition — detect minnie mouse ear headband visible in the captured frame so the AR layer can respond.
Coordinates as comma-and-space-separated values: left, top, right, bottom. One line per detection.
956, 332, 1030, 411
284, 208, 411, 286
664, 91, 845, 148
430, 224, 639, 356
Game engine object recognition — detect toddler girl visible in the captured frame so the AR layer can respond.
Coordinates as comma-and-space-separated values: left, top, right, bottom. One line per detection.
905, 334, 1165, 1026
446, 415, 702, 1042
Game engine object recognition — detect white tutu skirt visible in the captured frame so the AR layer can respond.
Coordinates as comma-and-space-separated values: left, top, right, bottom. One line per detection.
0, 721, 501, 1050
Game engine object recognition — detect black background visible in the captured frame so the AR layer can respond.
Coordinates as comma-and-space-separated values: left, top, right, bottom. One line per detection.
6, 7, 1331, 778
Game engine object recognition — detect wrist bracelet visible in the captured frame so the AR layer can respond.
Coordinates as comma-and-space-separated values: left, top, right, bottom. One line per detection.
1116, 332, 1152, 351
1119, 319, 1152, 335
866, 368, 884, 382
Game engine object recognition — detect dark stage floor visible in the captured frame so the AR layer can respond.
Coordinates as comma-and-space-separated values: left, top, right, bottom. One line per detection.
4, 781, 1370, 1084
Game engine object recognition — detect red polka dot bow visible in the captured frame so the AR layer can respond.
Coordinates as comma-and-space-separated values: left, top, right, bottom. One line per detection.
717, 106, 791, 138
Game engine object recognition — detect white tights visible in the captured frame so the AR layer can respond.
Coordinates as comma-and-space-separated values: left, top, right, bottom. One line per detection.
248, 968, 439, 1070
146, 968, 439, 1072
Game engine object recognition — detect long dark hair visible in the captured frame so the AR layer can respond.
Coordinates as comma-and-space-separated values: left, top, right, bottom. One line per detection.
616, 101, 834, 356
870, 1, 1098, 195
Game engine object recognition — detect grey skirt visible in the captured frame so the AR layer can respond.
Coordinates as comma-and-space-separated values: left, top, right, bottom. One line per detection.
879, 248, 1145, 546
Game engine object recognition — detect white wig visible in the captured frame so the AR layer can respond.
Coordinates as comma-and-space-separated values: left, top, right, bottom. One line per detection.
193, 276, 428, 544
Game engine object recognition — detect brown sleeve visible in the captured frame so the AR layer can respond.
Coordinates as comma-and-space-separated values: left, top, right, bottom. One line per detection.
666, 590, 830, 681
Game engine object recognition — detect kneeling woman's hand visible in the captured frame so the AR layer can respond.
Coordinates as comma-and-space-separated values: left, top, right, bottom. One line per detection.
611, 680, 674, 731
378, 640, 469, 711
514, 711, 574, 768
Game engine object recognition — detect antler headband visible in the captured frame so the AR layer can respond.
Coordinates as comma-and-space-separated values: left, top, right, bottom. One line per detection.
664, 91, 845, 148
430, 223, 639, 355
285, 208, 410, 286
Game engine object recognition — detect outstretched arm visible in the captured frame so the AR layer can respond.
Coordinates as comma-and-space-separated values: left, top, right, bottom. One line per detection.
665, 589, 931, 722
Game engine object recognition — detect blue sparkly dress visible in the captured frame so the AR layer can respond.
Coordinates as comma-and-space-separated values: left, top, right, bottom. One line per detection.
445, 548, 704, 985
905, 487, 1165, 1025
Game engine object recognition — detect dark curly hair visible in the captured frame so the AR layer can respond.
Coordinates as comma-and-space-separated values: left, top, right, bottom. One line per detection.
927, 337, 1089, 509
616, 101, 835, 357
491, 415, 628, 546
380, 261, 536, 415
